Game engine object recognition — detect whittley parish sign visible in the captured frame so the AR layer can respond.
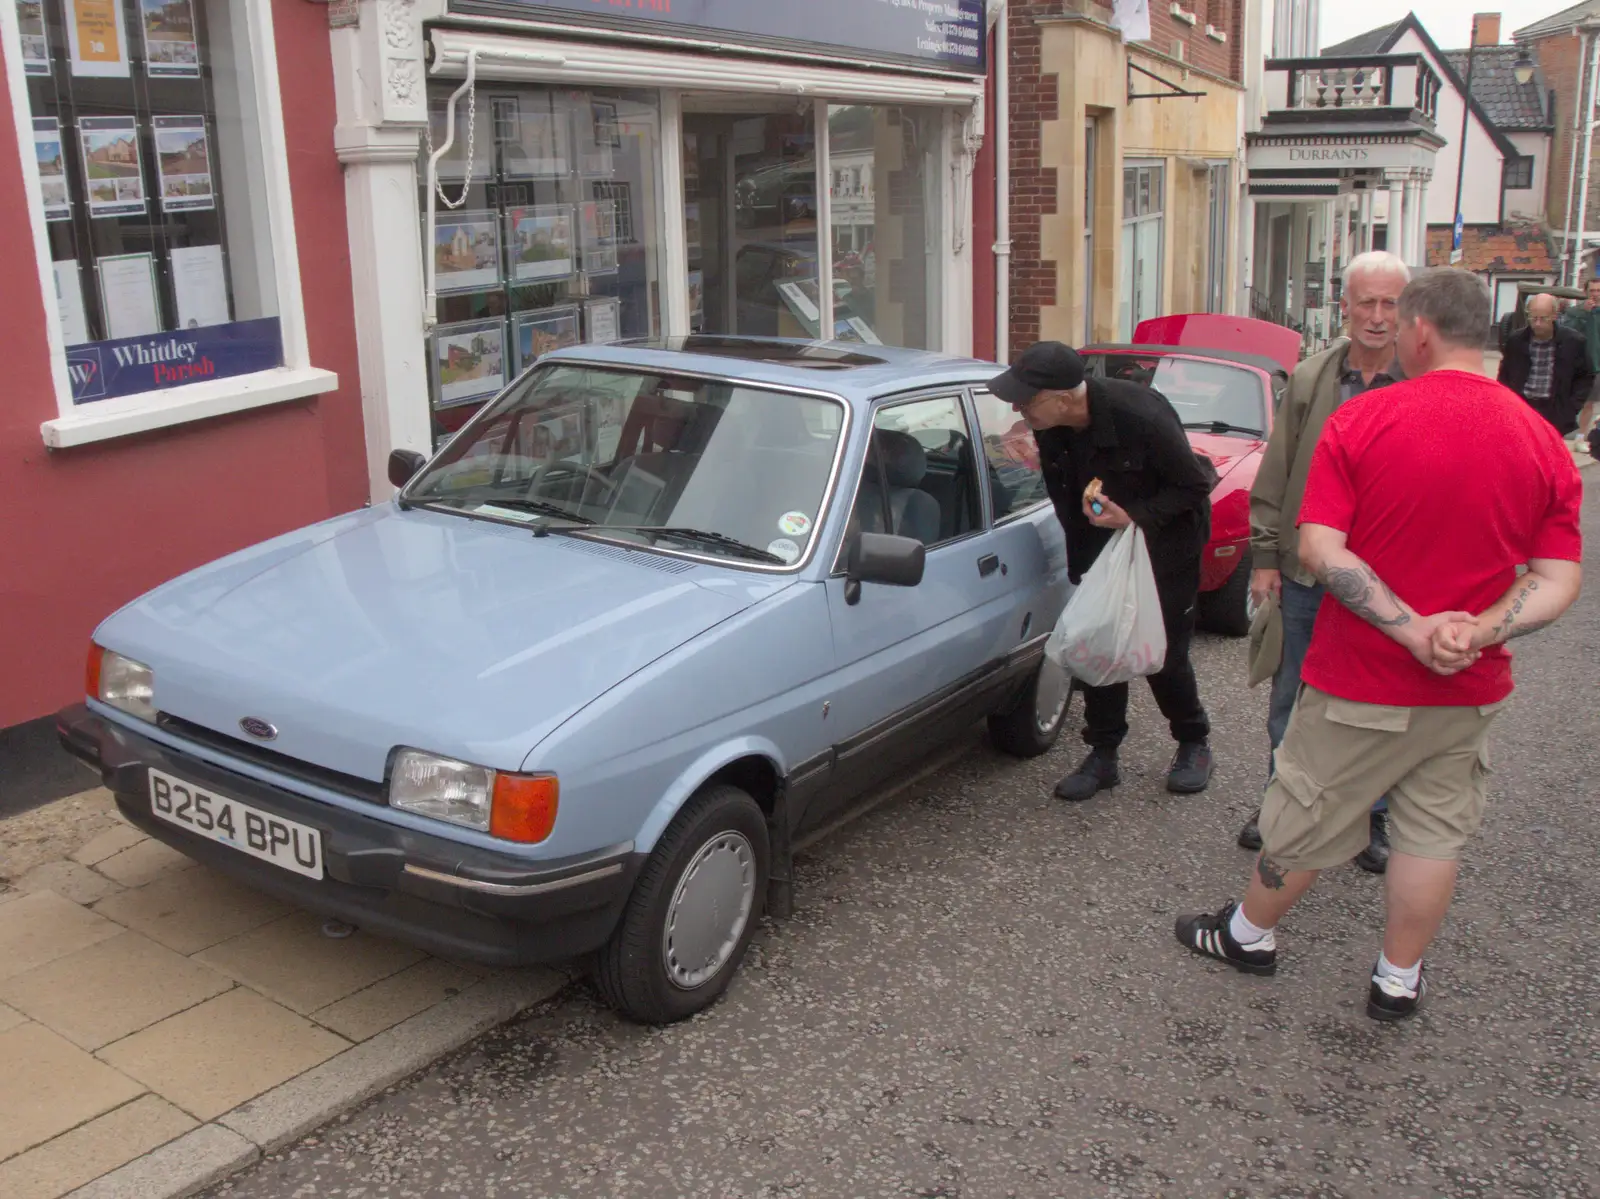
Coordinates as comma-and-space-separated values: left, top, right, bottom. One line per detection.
474, 0, 988, 74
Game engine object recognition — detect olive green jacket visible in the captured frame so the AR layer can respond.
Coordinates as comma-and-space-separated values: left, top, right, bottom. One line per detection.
1248, 339, 1351, 587
1559, 303, 1600, 374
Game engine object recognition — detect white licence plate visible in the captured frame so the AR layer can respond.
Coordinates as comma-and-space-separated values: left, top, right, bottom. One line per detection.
148, 768, 325, 880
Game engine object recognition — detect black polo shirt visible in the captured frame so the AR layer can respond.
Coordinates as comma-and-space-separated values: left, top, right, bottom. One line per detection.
1034, 375, 1215, 585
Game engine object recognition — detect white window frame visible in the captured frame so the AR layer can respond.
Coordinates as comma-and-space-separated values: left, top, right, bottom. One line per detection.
2, 0, 337, 449
425, 27, 982, 354
1120, 158, 1166, 340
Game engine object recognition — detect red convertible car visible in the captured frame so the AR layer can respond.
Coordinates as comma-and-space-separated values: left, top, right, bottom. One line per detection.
1082, 315, 1300, 636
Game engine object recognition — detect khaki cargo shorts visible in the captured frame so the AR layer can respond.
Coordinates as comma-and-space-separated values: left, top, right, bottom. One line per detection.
1259, 685, 1506, 870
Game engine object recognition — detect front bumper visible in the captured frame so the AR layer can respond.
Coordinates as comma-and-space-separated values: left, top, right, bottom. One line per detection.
57, 704, 640, 966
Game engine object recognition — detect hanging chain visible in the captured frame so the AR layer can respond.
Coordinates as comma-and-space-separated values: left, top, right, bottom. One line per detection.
423, 81, 476, 210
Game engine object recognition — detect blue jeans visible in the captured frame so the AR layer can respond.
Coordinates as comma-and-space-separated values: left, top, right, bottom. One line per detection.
1267, 578, 1387, 814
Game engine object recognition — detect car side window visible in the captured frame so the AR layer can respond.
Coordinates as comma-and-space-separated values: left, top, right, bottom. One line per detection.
836, 396, 981, 569
970, 388, 1048, 520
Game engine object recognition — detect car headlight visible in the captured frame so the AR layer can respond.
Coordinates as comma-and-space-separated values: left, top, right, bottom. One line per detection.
389, 749, 558, 843
88, 644, 155, 722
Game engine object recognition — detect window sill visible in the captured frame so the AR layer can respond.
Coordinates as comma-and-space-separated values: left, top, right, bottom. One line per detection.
40, 365, 340, 449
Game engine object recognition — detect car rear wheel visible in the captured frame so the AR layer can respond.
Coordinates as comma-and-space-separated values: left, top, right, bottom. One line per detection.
987, 656, 1072, 758
1198, 551, 1252, 637
593, 784, 769, 1024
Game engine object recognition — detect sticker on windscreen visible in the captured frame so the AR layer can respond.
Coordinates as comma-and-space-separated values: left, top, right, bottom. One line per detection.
766, 538, 801, 564
475, 504, 540, 523
778, 511, 812, 537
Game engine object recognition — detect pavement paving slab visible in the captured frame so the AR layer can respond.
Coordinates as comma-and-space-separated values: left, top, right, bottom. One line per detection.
92, 840, 196, 890
0, 891, 123, 983
91, 866, 290, 956
96, 987, 349, 1122
0, 1023, 145, 1162
0, 930, 234, 1051
0, 1097, 196, 1199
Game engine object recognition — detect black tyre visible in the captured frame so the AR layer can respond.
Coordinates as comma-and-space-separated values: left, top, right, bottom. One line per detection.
593, 784, 769, 1024
1198, 552, 1252, 637
987, 656, 1072, 758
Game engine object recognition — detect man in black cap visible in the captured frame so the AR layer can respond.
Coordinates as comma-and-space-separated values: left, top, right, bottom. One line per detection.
991, 341, 1217, 799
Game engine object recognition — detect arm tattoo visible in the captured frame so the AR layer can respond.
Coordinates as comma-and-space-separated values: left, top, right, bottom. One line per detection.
1256, 855, 1288, 891
1321, 562, 1412, 629
1496, 579, 1550, 641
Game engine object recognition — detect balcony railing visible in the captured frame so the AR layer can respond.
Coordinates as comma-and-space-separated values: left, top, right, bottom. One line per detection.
1261, 54, 1441, 125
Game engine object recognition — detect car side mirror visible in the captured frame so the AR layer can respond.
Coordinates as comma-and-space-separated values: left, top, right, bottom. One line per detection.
388, 449, 427, 490
844, 532, 925, 605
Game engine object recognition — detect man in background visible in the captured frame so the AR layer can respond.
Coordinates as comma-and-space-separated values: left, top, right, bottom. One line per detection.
1502, 293, 1592, 436
1177, 267, 1583, 1021
1239, 250, 1411, 873
1559, 275, 1600, 448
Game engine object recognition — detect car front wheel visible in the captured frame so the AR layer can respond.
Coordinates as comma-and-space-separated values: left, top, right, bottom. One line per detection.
987, 656, 1072, 758
593, 784, 769, 1023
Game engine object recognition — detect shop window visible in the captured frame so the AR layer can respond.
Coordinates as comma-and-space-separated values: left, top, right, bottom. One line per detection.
970, 388, 1048, 521
1503, 157, 1534, 191
20, 0, 286, 406
1119, 161, 1165, 340
421, 84, 663, 448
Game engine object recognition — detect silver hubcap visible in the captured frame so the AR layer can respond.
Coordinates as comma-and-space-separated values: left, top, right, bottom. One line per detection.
662, 831, 756, 990
1034, 658, 1070, 735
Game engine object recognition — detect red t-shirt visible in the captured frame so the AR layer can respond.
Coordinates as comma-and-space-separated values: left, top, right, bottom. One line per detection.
1298, 370, 1584, 706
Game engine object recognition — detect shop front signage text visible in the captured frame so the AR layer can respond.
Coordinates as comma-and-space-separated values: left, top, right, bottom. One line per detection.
1288, 147, 1370, 162
67, 317, 284, 404
476, 0, 987, 74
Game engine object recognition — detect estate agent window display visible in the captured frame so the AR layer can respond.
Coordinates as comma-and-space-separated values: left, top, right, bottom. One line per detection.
20, 0, 284, 403
422, 81, 662, 449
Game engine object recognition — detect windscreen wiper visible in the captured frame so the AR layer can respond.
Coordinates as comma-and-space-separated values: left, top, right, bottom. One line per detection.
426, 496, 594, 528
1182, 421, 1263, 437
597, 526, 785, 564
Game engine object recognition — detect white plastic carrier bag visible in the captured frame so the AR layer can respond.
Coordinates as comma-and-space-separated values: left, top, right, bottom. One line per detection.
1044, 525, 1168, 688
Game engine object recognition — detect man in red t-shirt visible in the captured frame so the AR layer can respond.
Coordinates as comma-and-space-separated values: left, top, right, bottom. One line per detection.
1175, 268, 1584, 1020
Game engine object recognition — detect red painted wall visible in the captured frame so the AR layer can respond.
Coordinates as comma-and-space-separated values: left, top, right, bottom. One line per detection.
0, 0, 366, 729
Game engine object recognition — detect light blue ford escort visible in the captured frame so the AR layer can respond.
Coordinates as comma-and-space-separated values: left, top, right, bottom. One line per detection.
59, 337, 1072, 1022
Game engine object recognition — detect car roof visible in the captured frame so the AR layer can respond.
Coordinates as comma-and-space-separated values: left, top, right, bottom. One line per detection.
537, 336, 999, 403
1080, 343, 1290, 379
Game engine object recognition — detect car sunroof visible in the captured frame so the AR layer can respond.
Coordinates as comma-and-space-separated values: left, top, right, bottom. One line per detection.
641, 336, 887, 368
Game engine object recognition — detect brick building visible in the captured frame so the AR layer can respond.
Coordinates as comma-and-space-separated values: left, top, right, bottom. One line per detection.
996, 0, 1248, 359
1515, 0, 1600, 284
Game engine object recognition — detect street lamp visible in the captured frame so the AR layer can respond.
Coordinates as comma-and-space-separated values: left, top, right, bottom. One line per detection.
1513, 49, 1535, 86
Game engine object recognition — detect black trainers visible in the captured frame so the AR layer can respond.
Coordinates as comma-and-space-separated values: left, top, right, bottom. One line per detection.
1166, 741, 1214, 794
1174, 900, 1278, 975
1354, 810, 1390, 875
1237, 808, 1262, 851
1367, 962, 1427, 1021
1053, 749, 1119, 802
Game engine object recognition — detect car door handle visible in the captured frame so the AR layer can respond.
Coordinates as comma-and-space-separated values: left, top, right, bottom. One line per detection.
977, 553, 1000, 577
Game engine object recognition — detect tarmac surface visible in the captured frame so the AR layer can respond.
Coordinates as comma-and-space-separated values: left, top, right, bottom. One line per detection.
211, 485, 1600, 1199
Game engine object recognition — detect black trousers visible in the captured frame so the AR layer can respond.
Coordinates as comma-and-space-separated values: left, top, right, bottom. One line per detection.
1079, 559, 1210, 751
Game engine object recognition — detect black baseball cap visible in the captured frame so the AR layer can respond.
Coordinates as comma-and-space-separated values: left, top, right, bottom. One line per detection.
989, 341, 1086, 407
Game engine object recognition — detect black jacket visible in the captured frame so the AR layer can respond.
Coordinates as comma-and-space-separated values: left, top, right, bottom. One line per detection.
1498, 325, 1593, 434
1034, 376, 1215, 585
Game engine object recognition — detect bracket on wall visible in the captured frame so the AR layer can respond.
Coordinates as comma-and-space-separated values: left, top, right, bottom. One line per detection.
1127, 61, 1206, 102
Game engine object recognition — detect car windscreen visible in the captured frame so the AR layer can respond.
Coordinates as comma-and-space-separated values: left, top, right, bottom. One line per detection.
406, 363, 846, 567
1086, 354, 1267, 437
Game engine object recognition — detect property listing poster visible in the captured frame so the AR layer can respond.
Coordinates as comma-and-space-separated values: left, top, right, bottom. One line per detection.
54, 260, 91, 345
140, 0, 199, 77
78, 115, 147, 218
19, 0, 51, 74
153, 116, 214, 212
170, 244, 230, 328
66, 0, 131, 77
33, 118, 72, 221
97, 252, 163, 339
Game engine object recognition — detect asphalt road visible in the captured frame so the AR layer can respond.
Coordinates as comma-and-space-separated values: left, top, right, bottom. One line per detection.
212, 483, 1600, 1199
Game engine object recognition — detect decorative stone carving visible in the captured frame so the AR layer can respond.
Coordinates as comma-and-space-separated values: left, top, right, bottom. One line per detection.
375, 0, 426, 125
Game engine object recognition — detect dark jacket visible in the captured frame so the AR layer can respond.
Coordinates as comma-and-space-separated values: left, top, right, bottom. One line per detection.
1498, 325, 1594, 434
1559, 302, 1600, 374
1035, 376, 1215, 585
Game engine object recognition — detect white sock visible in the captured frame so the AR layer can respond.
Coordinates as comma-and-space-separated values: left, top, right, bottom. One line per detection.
1229, 905, 1276, 951
1375, 951, 1421, 990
